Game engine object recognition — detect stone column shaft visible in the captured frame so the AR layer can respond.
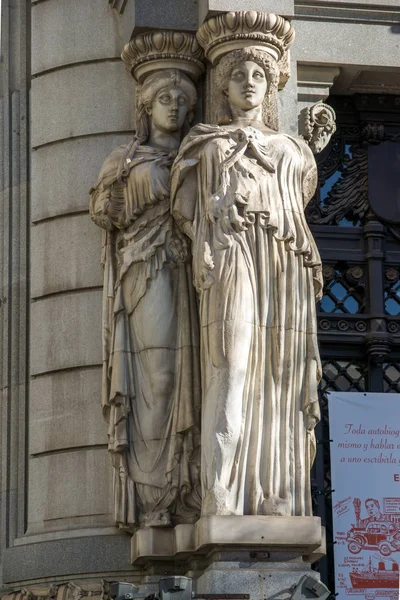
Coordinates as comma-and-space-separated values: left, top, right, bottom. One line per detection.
0, 0, 30, 590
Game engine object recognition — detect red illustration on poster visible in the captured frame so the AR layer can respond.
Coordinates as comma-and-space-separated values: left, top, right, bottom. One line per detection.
328, 393, 400, 599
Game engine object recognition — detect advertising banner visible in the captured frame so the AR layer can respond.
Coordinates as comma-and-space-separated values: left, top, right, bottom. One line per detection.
329, 392, 400, 599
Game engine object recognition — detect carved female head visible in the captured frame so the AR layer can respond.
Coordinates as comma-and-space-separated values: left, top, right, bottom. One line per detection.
227, 60, 268, 112
117, 69, 197, 177
214, 48, 280, 130
136, 69, 197, 143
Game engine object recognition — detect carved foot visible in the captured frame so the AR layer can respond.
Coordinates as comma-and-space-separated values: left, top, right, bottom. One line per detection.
261, 495, 291, 516
141, 508, 172, 527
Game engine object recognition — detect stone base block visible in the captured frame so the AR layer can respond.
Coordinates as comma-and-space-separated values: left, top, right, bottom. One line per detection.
3, 533, 138, 585
131, 516, 325, 566
196, 515, 322, 551
196, 560, 320, 600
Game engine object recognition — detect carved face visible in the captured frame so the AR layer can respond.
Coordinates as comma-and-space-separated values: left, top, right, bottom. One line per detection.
227, 61, 268, 112
147, 85, 190, 133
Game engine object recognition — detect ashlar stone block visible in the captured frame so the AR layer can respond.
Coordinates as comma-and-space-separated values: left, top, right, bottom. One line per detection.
31, 134, 132, 222
3, 534, 135, 584
27, 448, 114, 535
131, 0, 198, 34
31, 62, 134, 148
295, 20, 400, 69
30, 289, 102, 375
32, 0, 135, 74
31, 214, 103, 298
30, 367, 105, 455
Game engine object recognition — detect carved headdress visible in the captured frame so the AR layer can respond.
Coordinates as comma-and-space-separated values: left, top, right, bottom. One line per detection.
196, 11, 295, 87
122, 31, 205, 83
197, 12, 294, 130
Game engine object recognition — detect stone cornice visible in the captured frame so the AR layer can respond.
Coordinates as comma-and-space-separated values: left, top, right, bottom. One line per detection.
295, 0, 400, 25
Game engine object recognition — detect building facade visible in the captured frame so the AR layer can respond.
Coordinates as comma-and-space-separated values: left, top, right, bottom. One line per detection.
1, 0, 399, 594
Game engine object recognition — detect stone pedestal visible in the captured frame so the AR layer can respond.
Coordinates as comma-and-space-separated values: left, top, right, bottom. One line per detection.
130, 517, 326, 599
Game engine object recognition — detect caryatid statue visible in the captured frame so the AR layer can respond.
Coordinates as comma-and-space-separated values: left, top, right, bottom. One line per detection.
90, 32, 204, 530
171, 12, 324, 519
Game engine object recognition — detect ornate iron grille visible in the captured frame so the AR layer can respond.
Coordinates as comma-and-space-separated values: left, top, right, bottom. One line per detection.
308, 94, 400, 595
383, 362, 400, 392
384, 267, 400, 316
321, 360, 366, 393
320, 264, 366, 315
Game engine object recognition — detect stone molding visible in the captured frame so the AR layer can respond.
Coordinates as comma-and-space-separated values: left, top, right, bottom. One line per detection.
297, 65, 340, 104
297, 64, 340, 127
294, 0, 400, 25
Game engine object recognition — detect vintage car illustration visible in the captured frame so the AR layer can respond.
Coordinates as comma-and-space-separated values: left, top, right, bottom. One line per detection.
347, 521, 400, 556
346, 497, 400, 557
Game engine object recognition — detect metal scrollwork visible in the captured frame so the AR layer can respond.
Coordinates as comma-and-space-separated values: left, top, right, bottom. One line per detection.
318, 145, 369, 226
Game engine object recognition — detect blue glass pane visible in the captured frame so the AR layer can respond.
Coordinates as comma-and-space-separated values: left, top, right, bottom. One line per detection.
385, 298, 400, 316
343, 296, 359, 313
330, 282, 347, 300
320, 296, 336, 312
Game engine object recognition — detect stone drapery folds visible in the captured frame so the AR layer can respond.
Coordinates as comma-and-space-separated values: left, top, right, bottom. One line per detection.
90, 33, 204, 530
91, 12, 333, 530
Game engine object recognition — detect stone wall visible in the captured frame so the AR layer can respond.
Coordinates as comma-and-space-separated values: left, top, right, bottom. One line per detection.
1, 0, 139, 589
0, 0, 30, 588
28, 0, 133, 539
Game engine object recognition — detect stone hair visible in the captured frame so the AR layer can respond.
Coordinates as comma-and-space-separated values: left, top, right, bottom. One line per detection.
213, 48, 280, 130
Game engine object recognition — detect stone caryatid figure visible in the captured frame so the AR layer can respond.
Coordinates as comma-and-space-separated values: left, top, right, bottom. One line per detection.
90, 32, 204, 530
171, 12, 323, 518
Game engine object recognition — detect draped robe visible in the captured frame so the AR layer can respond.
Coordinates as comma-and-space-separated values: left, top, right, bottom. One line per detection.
90, 145, 201, 529
171, 124, 322, 517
